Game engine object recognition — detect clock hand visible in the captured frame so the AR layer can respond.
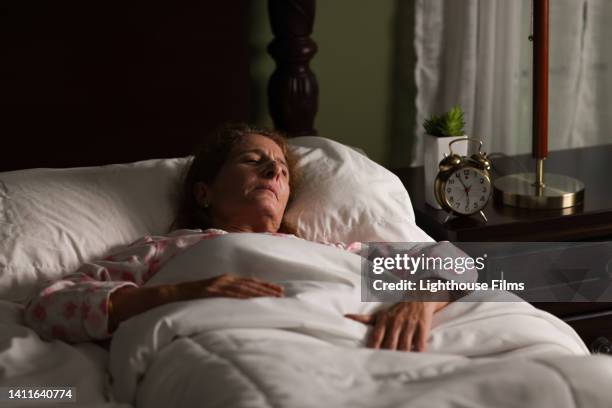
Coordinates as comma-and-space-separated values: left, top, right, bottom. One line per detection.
458, 175, 471, 205
457, 175, 467, 189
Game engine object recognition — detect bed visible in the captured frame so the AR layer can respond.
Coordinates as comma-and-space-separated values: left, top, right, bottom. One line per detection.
2, 1, 612, 407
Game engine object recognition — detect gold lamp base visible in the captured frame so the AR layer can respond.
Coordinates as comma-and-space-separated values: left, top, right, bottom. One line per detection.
494, 172, 584, 209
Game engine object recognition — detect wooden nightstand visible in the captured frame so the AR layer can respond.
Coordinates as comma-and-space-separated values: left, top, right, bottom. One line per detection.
391, 144, 612, 352
392, 144, 612, 242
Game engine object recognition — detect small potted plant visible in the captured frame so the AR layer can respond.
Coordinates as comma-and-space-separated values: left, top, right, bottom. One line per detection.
422, 106, 468, 209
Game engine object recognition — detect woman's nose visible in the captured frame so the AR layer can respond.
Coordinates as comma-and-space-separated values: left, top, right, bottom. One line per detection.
263, 160, 282, 179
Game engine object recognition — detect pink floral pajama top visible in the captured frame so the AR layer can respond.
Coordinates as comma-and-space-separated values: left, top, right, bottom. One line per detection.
24, 229, 362, 343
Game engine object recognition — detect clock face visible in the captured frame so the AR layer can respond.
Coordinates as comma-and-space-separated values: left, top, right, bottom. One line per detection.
443, 167, 491, 215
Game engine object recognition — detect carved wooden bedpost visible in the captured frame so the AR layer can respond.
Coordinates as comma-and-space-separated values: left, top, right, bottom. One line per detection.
267, 0, 318, 136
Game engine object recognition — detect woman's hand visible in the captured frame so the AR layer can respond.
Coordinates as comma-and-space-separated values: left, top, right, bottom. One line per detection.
181, 273, 284, 300
345, 301, 447, 352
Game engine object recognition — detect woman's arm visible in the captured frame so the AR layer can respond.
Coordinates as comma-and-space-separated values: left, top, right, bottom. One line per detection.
24, 230, 218, 342
108, 274, 283, 332
107, 284, 179, 333
24, 275, 137, 342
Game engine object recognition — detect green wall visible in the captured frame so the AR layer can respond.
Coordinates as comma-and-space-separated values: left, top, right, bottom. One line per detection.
249, 0, 398, 166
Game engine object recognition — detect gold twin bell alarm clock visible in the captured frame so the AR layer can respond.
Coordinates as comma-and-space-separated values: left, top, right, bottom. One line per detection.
434, 138, 492, 223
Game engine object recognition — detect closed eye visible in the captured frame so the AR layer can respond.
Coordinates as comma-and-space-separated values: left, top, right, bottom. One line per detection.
243, 155, 261, 164
241, 153, 288, 177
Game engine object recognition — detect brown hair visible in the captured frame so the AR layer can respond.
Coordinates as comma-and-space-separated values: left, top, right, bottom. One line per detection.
173, 123, 300, 234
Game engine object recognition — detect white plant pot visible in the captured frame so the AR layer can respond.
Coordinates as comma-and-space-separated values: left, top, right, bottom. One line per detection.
423, 134, 468, 209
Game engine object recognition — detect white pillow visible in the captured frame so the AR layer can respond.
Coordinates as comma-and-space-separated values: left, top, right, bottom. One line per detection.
286, 137, 433, 244
0, 158, 190, 302
0, 137, 431, 302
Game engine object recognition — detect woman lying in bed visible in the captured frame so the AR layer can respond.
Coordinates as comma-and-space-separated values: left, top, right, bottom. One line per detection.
24, 123, 449, 351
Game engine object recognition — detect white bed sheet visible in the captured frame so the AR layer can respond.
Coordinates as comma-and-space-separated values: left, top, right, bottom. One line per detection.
0, 300, 131, 407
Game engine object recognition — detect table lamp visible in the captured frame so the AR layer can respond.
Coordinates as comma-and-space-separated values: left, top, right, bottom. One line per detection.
493, 0, 584, 209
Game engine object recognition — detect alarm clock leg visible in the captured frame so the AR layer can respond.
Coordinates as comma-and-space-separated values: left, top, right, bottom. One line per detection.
479, 211, 488, 223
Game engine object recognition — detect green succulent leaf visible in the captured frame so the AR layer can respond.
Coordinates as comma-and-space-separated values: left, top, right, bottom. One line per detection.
423, 105, 466, 137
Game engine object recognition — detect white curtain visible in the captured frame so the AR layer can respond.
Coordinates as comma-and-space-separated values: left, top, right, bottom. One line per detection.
412, 0, 612, 166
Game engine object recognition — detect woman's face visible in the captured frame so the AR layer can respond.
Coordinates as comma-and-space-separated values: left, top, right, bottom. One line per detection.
195, 133, 291, 233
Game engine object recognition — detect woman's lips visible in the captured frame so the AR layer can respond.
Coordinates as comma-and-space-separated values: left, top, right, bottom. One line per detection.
254, 186, 278, 200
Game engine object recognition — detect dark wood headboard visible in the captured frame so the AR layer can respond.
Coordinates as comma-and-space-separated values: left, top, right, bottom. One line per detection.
0, 0, 319, 172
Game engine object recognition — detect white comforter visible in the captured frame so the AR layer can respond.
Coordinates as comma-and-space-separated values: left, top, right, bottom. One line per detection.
108, 233, 612, 408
